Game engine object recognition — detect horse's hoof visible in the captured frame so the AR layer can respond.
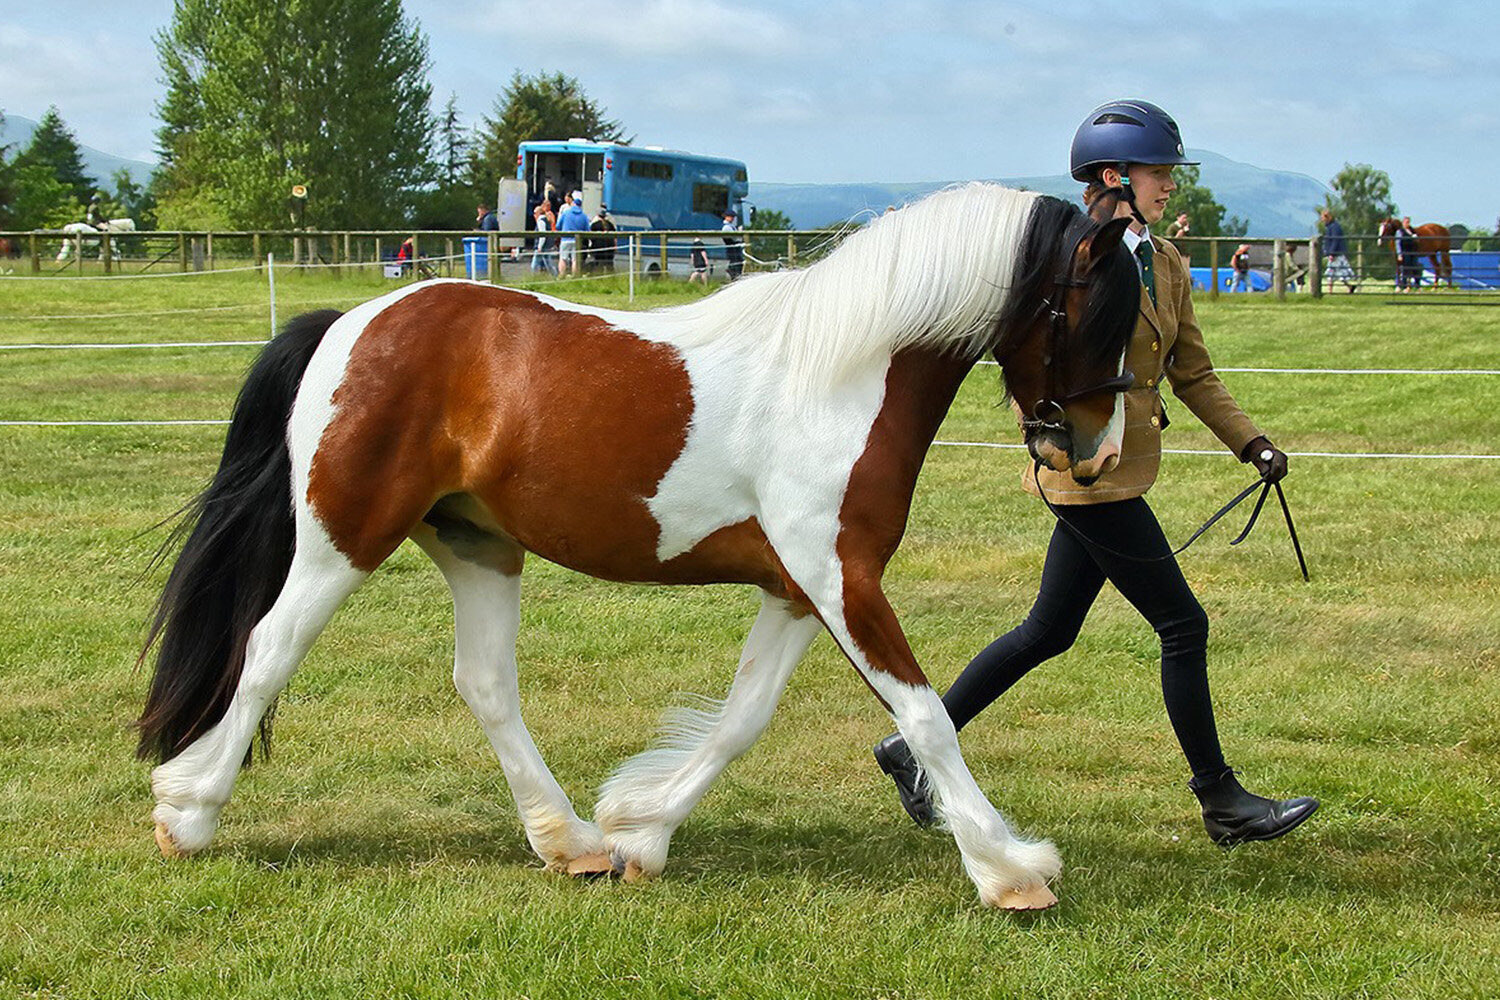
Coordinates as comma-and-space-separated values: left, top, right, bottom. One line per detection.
621, 859, 651, 883
154, 821, 188, 859
993, 884, 1058, 911
564, 852, 616, 878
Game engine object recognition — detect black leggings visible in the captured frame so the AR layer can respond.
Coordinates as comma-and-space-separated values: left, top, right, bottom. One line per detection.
941, 496, 1228, 780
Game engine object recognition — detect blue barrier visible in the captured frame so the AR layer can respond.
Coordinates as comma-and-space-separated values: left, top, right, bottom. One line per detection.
463, 236, 488, 279
1189, 267, 1273, 292
1446, 251, 1500, 289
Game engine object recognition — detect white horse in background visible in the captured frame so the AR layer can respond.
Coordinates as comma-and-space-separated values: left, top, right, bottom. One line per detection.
57, 219, 137, 262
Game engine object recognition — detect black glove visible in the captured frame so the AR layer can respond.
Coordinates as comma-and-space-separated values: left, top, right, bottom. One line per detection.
1241, 436, 1288, 484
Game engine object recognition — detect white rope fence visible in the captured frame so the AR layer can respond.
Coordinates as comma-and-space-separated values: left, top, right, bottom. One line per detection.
5, 255, 1497, 460
972, 360, 1500, 376
929, 441, 1500, 460
0, 416, 1495, 460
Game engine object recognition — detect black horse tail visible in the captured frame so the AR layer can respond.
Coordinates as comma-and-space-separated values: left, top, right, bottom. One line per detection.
136, 309, 344, 764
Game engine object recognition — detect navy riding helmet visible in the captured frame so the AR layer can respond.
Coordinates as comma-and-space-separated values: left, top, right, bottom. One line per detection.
1069, 99, 1198, 181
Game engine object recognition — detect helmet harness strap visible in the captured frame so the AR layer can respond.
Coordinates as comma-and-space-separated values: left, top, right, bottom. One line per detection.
1114, 164, 1151, 227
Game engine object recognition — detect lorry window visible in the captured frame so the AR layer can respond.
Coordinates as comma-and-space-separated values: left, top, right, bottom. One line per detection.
692, 183, 729, 217
628, 160, 673, 181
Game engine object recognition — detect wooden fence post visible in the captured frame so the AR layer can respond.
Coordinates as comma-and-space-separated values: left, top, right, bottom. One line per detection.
29, 233, 39, 274
102, 233, 112, 275
1209, 238, 1220, 301
1309, 236, 1322, 299
1273, 238, 1286, 301
253, 233, 261, 270
178, 233, 187, 272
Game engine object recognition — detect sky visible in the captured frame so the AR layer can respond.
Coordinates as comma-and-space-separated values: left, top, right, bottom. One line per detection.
2, 0, 1497, 225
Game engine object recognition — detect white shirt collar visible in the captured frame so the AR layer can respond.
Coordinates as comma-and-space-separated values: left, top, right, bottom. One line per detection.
1122, 226, 1150, 253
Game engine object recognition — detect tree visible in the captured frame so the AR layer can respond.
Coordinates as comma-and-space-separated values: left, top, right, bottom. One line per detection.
0, 110, 14, 227
1460, 226, 1492, 252
746, 207, 792, 265
402, 92, 475, 230
470, 72, 629, 200
1159, 164, 1243, 262
6, 163, 83, 229
1324, 163, 1397, 239
111, 168, 157, 228
437, 93, 468, 189
152, 0, 435, 230
13, 106, 97, 205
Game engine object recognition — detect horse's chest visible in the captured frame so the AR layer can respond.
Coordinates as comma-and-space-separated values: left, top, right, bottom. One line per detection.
647, 356, 891, 562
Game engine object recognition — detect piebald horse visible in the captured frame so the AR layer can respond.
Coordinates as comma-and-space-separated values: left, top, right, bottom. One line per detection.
1377, 217, 1453, 286
137, 183, 1137, 909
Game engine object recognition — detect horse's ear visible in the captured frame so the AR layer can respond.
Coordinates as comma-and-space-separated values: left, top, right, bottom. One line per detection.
1088, 217, 1130, 265
1087, 187, 1122, 224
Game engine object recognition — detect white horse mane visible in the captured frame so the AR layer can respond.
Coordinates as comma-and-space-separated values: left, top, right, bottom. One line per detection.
652, 183, 1043, 387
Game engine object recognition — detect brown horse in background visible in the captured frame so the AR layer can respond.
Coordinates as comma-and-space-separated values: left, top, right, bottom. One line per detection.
1378, 218, 1453, 286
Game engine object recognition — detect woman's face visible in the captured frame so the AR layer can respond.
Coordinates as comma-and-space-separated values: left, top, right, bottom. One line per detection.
1125, 164, 1177, 225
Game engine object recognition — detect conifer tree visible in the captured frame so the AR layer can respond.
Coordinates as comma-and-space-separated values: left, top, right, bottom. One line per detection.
15, 106, 97, 204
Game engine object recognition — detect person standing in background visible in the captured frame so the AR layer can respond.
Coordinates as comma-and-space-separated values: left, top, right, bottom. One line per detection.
1318, 208, 1356, 293
721, 210, 744, 280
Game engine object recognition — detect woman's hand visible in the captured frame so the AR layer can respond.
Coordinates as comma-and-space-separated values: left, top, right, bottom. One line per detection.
1242, 436, 1288, 483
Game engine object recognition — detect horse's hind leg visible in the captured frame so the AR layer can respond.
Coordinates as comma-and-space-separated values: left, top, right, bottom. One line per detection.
594, 592, 823, 881
152, 524, 368, 855
410, 520, 605, 871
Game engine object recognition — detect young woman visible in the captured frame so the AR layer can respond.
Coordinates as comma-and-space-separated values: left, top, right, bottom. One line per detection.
875, 99, 1318, 847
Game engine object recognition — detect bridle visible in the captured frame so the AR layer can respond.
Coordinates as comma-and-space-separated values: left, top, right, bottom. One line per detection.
1018, 212, 1135, 436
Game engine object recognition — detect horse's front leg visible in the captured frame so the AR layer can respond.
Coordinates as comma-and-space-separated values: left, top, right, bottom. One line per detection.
786, 550, 1061, 909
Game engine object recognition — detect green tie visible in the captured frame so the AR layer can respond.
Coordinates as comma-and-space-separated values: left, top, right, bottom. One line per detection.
1136, 238, 1157, 306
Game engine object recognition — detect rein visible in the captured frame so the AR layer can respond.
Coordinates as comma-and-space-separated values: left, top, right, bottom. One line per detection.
1032, 457, 1310, 581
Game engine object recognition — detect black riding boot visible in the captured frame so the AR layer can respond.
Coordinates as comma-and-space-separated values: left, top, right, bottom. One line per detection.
872, 733, 936, 827
1189, 768, 1319, 847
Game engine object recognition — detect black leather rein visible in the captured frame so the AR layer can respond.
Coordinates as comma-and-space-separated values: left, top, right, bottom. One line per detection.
1032, 457, 1310, 581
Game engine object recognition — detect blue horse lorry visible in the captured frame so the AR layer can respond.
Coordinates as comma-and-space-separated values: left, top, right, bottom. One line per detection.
493, 140, 749, 267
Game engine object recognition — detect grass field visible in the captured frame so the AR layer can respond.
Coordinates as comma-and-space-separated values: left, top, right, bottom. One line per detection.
2, 270, 1498, 998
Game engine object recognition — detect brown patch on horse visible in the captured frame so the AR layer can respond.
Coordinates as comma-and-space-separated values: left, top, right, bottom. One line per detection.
834, 348, 977, 697
306, 284, 788, 593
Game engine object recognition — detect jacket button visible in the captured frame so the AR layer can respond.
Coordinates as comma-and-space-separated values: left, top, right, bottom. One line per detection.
1145, 377, 1155, 388
1150, 340, 1160, 352
1150, 415, 1160, 428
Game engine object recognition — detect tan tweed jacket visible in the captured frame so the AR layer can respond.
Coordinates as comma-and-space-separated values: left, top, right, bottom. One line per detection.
1023, 234, 1263, 504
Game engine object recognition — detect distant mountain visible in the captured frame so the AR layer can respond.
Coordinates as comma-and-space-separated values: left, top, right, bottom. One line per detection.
0, 114, 155, 190
749, 148, 1331, 238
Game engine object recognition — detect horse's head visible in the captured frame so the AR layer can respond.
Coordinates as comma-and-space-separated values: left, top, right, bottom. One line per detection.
1377, 218, 1399, 246
993, 196, 1137, 485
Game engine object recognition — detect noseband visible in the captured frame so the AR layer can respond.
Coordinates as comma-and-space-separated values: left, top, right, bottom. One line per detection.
1019, 214, 1135, 434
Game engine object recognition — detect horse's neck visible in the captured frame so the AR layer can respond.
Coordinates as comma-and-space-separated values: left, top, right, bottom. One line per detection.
868, 348, 980, 472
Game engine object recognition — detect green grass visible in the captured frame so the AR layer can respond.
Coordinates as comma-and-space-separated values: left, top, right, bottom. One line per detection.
2, 273, 1498, 998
